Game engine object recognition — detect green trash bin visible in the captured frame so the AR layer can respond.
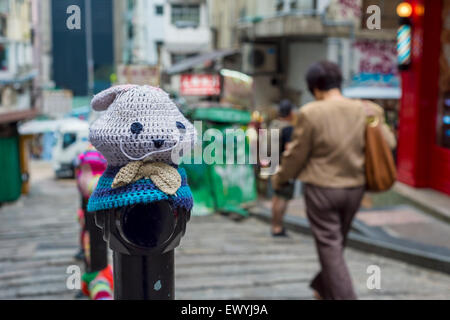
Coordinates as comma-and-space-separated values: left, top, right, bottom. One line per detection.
182, 107, 257, 217
0, 136, 22, 203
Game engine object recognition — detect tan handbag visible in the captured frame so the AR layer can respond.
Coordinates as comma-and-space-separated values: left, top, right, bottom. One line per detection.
364, 104, 397, 192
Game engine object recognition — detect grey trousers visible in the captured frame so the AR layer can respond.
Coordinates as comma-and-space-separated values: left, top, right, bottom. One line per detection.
304, 183, 365, 300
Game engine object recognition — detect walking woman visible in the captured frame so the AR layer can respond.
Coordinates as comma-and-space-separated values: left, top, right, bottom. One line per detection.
271, 61, 396, 300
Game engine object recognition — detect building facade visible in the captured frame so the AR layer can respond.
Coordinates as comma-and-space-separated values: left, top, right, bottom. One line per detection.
0, 0, 36, 116
115, 0, 212, 89
51, 0, 115, 96
160, 0, 212, 69
116, 0, 165, 66
210, 0, 400, 112
0, 0, 38, 203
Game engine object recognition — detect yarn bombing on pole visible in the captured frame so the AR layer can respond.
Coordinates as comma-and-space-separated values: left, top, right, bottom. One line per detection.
76, 147, 107, 200
87, 85, 196, 213
81, 265, 114, 300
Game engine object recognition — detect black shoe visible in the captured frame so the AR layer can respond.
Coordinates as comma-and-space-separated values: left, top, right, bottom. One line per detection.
74, 290, 87, 299
73, 249, 85, 261
272, 228, 288, 237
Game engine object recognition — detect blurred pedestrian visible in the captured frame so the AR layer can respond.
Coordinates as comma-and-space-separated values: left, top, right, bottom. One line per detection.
271, 61, 396, 300
73, 146, 107, 262
74, 145, 114, 300
269, 99, 295, 236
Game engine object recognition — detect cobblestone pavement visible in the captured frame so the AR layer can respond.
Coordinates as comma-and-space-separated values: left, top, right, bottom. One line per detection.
259, 195, 450, 250
0, 162, 449, 300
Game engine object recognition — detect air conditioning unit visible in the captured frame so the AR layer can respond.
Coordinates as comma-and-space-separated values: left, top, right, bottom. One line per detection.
242, 43, 278, 75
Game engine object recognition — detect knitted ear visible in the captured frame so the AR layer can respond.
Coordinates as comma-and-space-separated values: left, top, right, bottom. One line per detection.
91, 85, 137, 111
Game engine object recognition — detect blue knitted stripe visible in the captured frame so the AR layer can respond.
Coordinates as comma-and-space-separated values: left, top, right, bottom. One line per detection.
87, 166, 193, 212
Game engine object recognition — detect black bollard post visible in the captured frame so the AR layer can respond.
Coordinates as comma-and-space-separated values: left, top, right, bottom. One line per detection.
95, 200, 190, 300
87, 84, 196, 300
82, 198, 108, 273
113, 251, 174, 300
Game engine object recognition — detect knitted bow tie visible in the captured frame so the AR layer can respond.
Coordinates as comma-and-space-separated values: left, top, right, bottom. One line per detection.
112, 161, 181, 195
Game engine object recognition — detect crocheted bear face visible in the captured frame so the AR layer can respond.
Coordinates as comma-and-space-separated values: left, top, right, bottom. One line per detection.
89, 85, 196, 167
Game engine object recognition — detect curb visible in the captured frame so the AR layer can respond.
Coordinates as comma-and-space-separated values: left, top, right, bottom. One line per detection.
249, 206, 450, 275
393, 183, 450, 224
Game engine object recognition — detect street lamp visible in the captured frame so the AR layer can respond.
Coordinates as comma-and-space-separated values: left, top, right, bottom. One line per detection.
396, 2, 412, 70
397, 2, 413, 18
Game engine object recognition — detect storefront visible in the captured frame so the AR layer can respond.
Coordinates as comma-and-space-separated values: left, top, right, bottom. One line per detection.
397, 0, 450, 195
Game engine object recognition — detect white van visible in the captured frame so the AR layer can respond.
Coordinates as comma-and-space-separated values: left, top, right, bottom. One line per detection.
51, 118, 90, 178
19, 118, 90, 178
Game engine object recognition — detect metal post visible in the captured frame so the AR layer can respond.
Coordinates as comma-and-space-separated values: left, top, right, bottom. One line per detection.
82, 198, 108, 273
113, 251, 174, 300
84, 212, 108, 272
95, 201, 189, 300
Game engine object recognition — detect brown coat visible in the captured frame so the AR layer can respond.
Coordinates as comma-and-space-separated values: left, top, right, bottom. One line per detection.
271, 98, 396, 189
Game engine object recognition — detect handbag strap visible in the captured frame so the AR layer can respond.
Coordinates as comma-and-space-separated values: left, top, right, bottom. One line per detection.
361, 100, 380, 127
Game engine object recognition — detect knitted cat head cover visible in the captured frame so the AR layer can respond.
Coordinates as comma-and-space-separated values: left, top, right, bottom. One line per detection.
89, 84, 196, 166
87, 85, 196, 213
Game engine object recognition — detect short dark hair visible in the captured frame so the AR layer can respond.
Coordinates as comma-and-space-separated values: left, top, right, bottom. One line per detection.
278, 99, 293, 118
306, 61, 343, 95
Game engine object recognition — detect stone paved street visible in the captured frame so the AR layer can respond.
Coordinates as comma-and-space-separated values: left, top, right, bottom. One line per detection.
0, 162, 449, 300
259, 195, 450, 250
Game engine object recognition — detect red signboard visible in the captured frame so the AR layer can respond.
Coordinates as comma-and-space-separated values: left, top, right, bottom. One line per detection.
180, 74, 221, 96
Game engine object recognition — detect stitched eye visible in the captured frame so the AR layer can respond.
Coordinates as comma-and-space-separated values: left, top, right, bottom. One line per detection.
176, 121, 186, 130
131, 122, 143, 135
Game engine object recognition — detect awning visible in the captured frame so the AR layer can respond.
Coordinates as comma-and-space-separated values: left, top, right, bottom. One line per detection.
0, 69, 38, 85
343, 86, 401, 100
19, 118, 89, 135
343, 73, 401, 100
0, 108, 38, 124
164, 49, 239, 75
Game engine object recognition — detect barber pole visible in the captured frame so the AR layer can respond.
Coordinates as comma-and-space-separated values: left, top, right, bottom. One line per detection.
397, 22, 412, 69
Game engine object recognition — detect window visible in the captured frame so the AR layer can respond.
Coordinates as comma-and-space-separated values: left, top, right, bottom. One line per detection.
62, 133, 77, 150
171, 4, 200, 28
155, 5, 163, 16
0, 44, 7, 71
290, 0, 297, 10
127, 0, 135, 11
293, 0, 317, 11
155, 41, 163, 64
276, 0, 284, 12
0, 14, 6, 37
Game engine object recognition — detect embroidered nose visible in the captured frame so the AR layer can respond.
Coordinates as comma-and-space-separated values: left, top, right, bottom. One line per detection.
153, 139, 165, 149
131, 122, 143, 135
